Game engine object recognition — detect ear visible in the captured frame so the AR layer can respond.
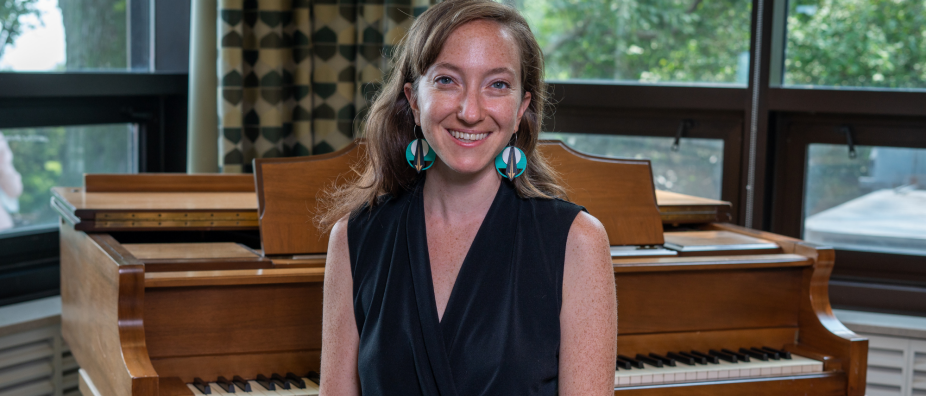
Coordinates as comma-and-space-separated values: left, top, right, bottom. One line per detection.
515, 91, 532, 132
404, 82, 420, 125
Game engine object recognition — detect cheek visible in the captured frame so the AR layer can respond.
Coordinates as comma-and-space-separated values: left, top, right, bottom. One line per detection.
418, 89, 460, 117
487, 97, 524, 124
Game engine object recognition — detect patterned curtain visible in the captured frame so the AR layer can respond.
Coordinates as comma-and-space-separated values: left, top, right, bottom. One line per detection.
217, 0, 435, 173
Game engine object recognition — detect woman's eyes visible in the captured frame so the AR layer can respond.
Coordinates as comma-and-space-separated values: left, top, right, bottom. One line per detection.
433, 77, 511, 90
491, 81, 510, 89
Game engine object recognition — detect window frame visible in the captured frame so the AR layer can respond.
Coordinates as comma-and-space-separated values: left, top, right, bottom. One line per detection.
0, 0, 191, 307
539, 0, 926, 316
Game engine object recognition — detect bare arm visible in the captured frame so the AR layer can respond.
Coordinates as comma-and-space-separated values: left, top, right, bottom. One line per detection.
319, 217, 361, 395
559, 212, 617, 396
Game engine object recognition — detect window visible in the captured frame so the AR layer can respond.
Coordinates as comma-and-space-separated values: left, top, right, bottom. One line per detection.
0, 0, 140, 72
543, 132, 724, 199
511, 0, 752, 84
803, 144, 926, 256
0, 0, 189, 307
0, 124, 137, 234
784, 0, 926, 88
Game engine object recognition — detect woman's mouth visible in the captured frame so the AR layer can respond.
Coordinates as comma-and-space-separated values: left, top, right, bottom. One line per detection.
449, 129, 489, 143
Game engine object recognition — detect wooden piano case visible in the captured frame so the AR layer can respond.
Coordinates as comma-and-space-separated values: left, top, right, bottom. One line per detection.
54, 141, 867, 395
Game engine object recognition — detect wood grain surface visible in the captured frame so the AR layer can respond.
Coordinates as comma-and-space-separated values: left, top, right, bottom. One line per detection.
60, 224, 158, 396
541, 141, 664, 246
123, 243, 258, 260
143, 282, 323, 382
85, 174, 254, 193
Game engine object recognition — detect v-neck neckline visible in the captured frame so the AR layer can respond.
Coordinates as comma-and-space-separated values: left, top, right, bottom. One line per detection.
421, 179, 504, 325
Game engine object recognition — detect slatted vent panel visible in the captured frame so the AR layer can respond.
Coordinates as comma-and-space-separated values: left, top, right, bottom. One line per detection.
867, 334, 909, 396
0, 325, 79, 396
913, 340, 926, 396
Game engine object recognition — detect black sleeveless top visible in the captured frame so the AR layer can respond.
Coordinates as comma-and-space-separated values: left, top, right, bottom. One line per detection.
348, 178, 585, 396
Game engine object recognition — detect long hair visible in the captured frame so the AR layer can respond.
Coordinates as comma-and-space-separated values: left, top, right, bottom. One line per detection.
317, 0, 567, 232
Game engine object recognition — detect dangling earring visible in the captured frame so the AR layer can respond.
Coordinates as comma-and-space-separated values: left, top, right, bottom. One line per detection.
405, 125, 435, 173
495, 133, 526, 180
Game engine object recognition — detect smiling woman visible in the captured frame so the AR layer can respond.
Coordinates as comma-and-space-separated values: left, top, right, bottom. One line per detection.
316, 1, 617, 395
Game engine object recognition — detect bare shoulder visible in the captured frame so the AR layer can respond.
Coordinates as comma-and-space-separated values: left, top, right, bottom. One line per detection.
326, 215, 351, 270
565, 211, 609, 258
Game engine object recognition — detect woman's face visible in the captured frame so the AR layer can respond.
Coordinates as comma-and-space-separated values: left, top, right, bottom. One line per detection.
405, 20, 532, 178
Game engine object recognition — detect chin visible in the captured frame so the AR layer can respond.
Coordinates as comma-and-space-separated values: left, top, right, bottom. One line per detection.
441, 157, 495, 176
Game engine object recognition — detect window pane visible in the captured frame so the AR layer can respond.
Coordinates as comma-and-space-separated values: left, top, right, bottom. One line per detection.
0, 0, 135, 71
0, 124, 137, 233
510, 0, 752, 85
784, 0, 926, 89
542, 132, 724, 199
804, 144, 926, 255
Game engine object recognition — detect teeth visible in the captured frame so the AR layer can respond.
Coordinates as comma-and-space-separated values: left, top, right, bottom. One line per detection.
450, 130, 489, 141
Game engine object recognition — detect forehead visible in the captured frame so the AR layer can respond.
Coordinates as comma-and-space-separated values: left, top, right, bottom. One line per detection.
429, 19, 521, 75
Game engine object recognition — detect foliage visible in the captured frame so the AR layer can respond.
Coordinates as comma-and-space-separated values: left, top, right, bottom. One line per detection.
3, 125, 134, 228
513, 0, 752, 83
785, 0, 926, 88
58, 0, 127, 69
0, 0, 40, 59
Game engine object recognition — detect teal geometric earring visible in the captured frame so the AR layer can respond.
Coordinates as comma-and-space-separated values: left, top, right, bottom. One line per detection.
406, 126, 435, 173
495, 133, 526, 180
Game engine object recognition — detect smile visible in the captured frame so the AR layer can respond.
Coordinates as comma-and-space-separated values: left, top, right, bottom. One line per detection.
449, 129, 489, 142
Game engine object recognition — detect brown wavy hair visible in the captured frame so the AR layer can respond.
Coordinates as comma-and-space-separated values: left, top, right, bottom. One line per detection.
317, 0, 566, 232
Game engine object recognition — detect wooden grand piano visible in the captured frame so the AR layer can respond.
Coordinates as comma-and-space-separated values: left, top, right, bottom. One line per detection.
53, 140, 867, 395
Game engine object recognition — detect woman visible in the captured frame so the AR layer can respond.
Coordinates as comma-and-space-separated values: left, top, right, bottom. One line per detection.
318, 1, 616, 394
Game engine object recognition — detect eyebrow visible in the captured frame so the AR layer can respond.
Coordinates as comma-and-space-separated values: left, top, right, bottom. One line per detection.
431, 62, 516, 78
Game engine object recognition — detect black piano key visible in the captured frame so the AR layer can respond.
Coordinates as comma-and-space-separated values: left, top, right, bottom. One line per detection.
256, 374, 275, 391
722, 348, 750, 362
216, 376, 235, 393
649, 353, 676, 366
752, 347, 779, 360
306, 371, 321, 386
286, 373, 306, 389
762, 346, 792, 359
667, 352, 695, 365
617, 354, 645, 369
193, 378, 212, 394
635, 354, 663, 368
690, 350, 720, 364
740, 348, 768, 361
271, 373, 291, 389
615, 357, 632, 370
232, 376, 252, 392
679, 351, 708, 365
709, 349, 738, 363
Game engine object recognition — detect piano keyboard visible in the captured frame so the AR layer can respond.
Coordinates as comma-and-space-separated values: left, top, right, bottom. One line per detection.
614, 347, 823, 387
186, 372, 320, 395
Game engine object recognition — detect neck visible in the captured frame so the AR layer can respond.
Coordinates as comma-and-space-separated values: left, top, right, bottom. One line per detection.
422, 159, 501, 223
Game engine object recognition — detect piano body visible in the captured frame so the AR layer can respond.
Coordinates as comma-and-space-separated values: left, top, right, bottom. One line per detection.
53, 141, 867, 395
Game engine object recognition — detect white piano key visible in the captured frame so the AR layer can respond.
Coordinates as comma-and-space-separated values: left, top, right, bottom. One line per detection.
300, 377, 320, 396
249, 380, 276, 395
209, 383, 235, 395
618, 374, 630, 386
613, 352, 824, 387
187, 384, 208, 396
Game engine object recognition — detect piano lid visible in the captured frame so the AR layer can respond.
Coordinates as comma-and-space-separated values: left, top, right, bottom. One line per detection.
50, 174, 259, 232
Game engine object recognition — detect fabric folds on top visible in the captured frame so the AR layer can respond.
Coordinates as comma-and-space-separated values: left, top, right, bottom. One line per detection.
348, 178, 585, 395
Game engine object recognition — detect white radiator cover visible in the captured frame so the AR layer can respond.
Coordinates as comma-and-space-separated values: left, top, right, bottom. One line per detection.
0, 324, 79, 396
859, 333, 926, 396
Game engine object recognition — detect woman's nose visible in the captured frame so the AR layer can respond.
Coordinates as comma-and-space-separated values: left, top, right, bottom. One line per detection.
457, 88, 485, 124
